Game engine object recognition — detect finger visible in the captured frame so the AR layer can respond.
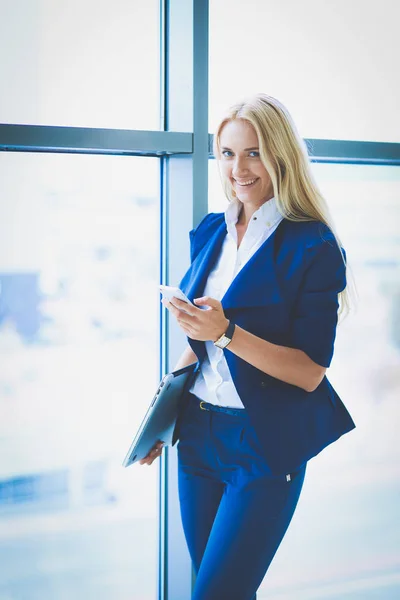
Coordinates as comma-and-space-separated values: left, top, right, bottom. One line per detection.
171, 307, 191, 328
139, 451, 158, 466
161, 298, 179, 310
139, 442, 164, 464
180, 326, 193, 337
161, 298, 180, 312
163, 297, 197, 322
170, 298, 196, 316
164, 300, 182, 318
148, 448, 163, 465
161, 298, 172, 310
177, 318, 191, 331
194, 296, 220, 309
169, 300, 193, 322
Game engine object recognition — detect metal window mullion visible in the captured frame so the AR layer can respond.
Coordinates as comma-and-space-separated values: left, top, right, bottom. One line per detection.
306, 138, 400, 165
159, 2, 209, 600
0, 124, 192, 156
208, 134, 400, 165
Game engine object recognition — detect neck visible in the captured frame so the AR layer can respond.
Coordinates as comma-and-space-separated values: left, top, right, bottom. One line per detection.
237, 208, 252, 227
237, 196, 274, 226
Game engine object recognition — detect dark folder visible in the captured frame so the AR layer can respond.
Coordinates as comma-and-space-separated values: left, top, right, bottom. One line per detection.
122, 362, 199, 467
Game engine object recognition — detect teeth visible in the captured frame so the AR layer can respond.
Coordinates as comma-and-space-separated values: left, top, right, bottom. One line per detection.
236, 179, 257, 186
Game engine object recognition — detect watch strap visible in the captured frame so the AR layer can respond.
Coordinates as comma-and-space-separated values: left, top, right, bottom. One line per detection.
214, 320, 235, 347
224, 320, 235, 340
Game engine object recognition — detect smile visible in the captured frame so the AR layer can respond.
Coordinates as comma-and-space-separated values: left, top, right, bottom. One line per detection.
234, 178, 259, 187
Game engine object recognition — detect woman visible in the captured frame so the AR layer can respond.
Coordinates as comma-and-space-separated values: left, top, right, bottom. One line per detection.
140, 93, 356, 600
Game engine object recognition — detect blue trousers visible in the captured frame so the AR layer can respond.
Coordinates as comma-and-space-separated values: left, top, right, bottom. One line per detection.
177, 392, 307, 600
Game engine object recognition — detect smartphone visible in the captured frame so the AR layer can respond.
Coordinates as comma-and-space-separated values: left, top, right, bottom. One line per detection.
159, 285, 194, 312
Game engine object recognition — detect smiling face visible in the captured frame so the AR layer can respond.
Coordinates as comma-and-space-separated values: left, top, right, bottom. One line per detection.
218, 118, 274, 212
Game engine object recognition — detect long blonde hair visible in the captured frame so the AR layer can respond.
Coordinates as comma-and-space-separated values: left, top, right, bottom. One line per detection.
213, 93, 354, 318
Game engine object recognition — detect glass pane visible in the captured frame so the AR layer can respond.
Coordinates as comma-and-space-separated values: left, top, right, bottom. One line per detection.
210, 0, 400, 142
0, 152, 160, 600
209, 160, 400, 598
0, 0, 160, 129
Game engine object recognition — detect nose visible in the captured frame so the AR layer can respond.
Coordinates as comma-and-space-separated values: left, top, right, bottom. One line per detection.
232, 156, 250, 178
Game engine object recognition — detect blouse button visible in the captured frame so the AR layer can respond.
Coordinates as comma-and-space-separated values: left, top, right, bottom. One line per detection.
260, 381, 267, 387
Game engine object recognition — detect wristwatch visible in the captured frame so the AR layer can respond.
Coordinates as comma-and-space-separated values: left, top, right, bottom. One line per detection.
213, 320, 236, 349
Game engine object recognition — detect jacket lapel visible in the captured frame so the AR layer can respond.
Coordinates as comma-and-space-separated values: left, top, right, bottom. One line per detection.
182, 221, 228, 302
221, 220, 286, 309
181, 217, 287, 310
182, 217, 288, 363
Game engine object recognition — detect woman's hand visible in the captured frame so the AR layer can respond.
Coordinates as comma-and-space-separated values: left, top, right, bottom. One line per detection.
139, 440, 165, 466
161, 296, 229, 342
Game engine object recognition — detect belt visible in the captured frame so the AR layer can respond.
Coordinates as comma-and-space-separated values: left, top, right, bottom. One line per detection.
189, 394, 246, 417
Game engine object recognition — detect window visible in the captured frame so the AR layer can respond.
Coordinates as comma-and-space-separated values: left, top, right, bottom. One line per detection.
0, 152, 160, 600
209, 0, 400, 142
0, 0, 160, 129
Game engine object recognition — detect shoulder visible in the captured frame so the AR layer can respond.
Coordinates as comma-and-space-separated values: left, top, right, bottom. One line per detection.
281, 219, 344, 260
282, 219, 336, 247
276, 219, 346, 293
189, 212, 225, 262
190, 212, 224, 239
189, 211, 224, 246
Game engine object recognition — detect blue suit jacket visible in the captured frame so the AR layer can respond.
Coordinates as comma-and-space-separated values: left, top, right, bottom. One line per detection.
177, 212, 356, 475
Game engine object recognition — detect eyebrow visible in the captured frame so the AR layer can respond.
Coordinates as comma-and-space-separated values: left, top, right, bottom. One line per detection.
220, 146, 259, 152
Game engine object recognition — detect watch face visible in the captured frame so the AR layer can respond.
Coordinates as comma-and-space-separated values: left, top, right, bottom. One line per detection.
215, 334, 230, 349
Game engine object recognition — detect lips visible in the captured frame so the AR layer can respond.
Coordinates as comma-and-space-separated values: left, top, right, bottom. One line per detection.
234, 178, 259, 188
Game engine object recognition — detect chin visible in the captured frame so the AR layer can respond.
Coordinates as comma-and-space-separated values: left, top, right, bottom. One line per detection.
238, 194, 261, 202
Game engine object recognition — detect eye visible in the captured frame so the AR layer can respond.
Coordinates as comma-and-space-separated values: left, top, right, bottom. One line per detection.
222, 150, 233, 157
249, 151, 260, 157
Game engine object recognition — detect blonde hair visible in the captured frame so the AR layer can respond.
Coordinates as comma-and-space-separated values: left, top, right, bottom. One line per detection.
213, 93, 355, 318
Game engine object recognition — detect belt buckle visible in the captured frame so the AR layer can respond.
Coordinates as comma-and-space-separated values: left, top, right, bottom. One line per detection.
199, 400, 208, 411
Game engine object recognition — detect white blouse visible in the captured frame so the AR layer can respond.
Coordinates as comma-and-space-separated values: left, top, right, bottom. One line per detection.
189, 196, 283, 407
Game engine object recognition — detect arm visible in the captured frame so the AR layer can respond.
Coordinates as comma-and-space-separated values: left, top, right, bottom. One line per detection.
173, 345, 198, 371
228, 237, 346, 392
227, 328, 325, 392
169, 296, 325, 392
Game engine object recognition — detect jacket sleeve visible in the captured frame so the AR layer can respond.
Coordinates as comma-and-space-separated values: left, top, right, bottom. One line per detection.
291, 237, 347, 368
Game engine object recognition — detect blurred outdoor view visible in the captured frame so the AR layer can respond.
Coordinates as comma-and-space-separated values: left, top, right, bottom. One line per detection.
0, 1, 161, 596
0, 153, 161, 600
